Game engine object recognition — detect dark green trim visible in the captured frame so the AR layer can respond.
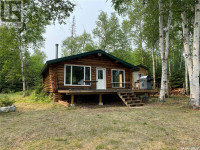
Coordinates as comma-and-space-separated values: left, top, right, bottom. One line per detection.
41, 49, 139, 75
137, 64, 149, 70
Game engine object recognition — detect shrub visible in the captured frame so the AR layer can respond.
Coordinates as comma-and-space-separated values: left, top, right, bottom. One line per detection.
0, 96, 15, 107
29, 84, 51, 103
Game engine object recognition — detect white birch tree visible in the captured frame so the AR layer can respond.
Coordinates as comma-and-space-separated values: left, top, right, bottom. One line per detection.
159, 0, 172, 102
181, 0, 200, 107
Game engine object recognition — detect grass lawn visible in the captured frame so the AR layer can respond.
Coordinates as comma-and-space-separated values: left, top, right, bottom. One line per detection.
0, 93, 200, 150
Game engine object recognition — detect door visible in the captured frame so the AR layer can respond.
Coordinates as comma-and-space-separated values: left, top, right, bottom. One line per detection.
133, 72, 139, 89
96, 68, 106, 89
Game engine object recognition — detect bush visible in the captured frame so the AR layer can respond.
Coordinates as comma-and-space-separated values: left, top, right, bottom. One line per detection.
29, 84, 51, 103
0, 96, 15, 107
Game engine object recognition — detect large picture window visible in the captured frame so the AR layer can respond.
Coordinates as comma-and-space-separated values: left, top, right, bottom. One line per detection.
64, 65, 91, 86
112, 69, 125, 88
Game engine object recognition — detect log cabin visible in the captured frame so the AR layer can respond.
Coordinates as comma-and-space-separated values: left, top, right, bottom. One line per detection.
41, 49, 149, 107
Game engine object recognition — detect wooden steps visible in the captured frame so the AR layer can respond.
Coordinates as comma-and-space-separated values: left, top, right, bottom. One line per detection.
117, 92, 144, 107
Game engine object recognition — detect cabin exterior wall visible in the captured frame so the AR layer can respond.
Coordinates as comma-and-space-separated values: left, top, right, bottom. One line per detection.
138, 67, 147, 76
45, 54, 134, 92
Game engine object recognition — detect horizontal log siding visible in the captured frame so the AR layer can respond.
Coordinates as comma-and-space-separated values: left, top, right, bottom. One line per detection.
53, 93, 63, 102
47, 54, 134, 90
49, 66, 58, 93
43, 69, 51, 92
138, 67, 147, 76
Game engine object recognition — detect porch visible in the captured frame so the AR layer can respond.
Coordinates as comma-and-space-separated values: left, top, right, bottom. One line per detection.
57, 88, 157, 107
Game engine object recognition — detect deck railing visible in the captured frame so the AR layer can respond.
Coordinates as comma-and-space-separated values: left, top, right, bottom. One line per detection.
56, 82, 132, 91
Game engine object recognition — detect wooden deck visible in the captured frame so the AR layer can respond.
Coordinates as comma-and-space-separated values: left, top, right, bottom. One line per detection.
57, 89, 158, 107
58, 89, 158, 95
58, 89, 133, 94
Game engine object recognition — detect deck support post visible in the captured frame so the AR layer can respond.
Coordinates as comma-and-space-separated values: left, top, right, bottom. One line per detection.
71, 94, 75, 107
148, 93, 151, 99
99, 94, 103, 105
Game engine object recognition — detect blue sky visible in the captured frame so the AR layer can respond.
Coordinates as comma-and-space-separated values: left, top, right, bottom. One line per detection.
42, 0, 118, 60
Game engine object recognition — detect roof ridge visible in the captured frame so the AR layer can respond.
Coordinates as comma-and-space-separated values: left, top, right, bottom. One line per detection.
41, 49, 139, 75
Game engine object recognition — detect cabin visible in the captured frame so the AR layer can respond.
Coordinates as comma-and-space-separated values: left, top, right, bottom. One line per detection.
41, 49, 150, 107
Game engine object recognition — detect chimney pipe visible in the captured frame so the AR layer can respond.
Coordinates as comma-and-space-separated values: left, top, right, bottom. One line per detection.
55, 44, 58, 59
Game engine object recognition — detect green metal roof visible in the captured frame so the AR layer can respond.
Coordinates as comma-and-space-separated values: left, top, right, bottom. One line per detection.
41, 49, 140, 75
137, 64, 149, 70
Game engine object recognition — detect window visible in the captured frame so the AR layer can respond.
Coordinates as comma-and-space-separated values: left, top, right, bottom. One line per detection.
65, 66, 71, 84
64, 65, 91, 86
98, 70, 103, 79
85, 67, 90, 85
139, 73, 144, 78
112, 69, 125, 88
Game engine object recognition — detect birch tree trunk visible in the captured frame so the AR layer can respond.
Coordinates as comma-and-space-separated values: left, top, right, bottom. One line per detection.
159, 0, 172, 102
169, 56, 171, 92
181, 0, 200, 107
192, 0, 200, 106
179, 49, 183, 70
139, 19, 144, 64
181, 10, 194, 104
152, 47, 156, 89
19, 45, 26, 97
158, 0, 165, 102
185, 60, 189, 95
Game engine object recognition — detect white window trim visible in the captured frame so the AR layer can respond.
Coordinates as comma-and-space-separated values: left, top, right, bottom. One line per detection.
111, 69, 125, 88
64, 64, 91, 86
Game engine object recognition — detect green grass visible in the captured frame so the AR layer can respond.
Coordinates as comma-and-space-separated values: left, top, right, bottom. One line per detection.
0, 93, 200, 150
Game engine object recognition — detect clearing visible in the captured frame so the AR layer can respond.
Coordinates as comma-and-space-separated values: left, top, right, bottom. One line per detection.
0, 93, 200, 150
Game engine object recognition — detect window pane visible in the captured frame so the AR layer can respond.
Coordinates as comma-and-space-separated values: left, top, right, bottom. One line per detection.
85, 67, 90, 85
72, 66, 84, 85
139, 74, 144, 78
112, 70, 124, 87
98, 70, 103, 79
65, 66, 71, 84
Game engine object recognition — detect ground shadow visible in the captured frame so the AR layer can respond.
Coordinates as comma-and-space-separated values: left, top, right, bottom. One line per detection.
63, 94, 125, 109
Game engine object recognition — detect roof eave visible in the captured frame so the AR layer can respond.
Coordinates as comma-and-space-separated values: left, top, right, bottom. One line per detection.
40, 49, 140, 75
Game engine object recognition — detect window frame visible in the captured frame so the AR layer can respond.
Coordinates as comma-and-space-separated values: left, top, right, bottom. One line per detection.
139, 73, 144, 78
64, 64, 91, 86
111, 69, 125, 88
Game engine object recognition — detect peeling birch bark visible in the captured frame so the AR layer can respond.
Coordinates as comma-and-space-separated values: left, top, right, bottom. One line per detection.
159, 0, 172, 102
181, 0, 200, 107
19, 48, 26, 97
152, 47, 156, 89
192, 0, 200, 106
185, 60, 189, 95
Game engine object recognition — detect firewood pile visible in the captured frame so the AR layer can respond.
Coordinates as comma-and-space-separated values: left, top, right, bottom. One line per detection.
170, 88, 186, 96
57, 100, 70, 107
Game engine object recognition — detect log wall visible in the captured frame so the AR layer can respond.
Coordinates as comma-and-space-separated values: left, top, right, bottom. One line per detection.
138, 67, 147, 76
43, 69, 51, 92
44, 54, 135, 92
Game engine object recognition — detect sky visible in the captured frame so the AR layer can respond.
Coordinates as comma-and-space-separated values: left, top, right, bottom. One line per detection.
42, 0, 118, 61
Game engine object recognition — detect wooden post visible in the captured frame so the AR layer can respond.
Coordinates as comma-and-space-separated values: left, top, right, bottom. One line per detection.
71, 94, 75, 107
99, 94, 103, 105
148, 92, 151, 99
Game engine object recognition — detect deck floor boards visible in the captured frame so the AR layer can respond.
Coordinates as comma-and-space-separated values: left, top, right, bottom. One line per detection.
58, 89, 158, 94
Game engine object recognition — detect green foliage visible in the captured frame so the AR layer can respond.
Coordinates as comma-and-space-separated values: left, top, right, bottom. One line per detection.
0, 96, 15, 107
170, 71, 185, 88
110, 0, 192, 90
29, 84, 51, 103
19, 0, 75, 48
0, 27, 22, 93
0, 0, 75, 94
0, 43, 46, 93
24, 49, 46, 89
93, 11, 122, 52
61, 30, 96, 56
